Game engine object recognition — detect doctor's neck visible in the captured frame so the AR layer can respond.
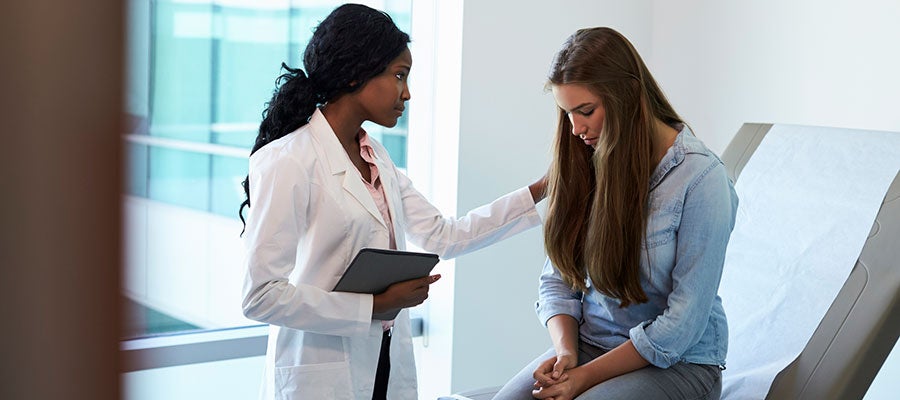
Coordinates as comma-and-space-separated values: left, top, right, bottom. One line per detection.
320, 100, 366, 153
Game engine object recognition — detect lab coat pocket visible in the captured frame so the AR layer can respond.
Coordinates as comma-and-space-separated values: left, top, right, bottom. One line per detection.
274, 361, 353, 400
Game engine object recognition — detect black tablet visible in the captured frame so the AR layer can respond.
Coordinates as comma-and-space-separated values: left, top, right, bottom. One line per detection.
333, 248, 440, 320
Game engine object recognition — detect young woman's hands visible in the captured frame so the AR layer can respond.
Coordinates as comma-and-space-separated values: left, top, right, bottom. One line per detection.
533, 340, 651, 399
532, 352, 577, 389
372, 274, 441, 316
531, 352, 583, 400
531, 364, 588, 400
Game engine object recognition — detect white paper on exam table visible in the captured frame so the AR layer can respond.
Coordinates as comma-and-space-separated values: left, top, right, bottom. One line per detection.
718, 124, 900, 399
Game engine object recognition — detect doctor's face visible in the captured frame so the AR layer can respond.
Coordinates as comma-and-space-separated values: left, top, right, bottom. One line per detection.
356, 47, 412, 128
552, 83, 606, 149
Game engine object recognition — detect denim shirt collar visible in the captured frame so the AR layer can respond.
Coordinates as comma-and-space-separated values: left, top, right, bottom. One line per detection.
649, 123, 695, 191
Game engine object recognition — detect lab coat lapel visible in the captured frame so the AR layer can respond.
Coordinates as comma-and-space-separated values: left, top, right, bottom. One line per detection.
309, 110, 387, 228
342, 172, 388, 228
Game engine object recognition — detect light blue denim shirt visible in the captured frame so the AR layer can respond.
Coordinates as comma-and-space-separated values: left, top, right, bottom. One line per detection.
535, 125, 738, 369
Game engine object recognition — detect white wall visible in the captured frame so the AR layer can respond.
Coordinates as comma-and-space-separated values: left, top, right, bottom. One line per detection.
649, 0, 900, 154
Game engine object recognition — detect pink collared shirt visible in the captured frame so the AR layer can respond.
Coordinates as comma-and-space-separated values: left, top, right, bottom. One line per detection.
357, 129, 397, 249
357, 129, 396, 330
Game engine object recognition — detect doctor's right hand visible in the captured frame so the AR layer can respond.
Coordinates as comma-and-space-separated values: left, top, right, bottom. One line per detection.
373, 274, 441, 316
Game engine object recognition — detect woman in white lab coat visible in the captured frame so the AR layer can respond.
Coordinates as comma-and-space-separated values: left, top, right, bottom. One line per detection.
237, 4, 546, 400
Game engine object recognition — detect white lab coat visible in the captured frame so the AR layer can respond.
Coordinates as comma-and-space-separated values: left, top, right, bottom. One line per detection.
242, 109, 542, 400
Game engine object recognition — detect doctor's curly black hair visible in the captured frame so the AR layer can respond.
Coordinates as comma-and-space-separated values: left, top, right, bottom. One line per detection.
238, 3, 410, 233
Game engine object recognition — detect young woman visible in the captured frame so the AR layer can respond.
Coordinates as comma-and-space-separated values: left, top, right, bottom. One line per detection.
238, 4, 545, 400
493, 27, 738, 400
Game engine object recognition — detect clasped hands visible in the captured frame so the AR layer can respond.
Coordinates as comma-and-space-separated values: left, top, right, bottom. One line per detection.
531, 352, 585, 400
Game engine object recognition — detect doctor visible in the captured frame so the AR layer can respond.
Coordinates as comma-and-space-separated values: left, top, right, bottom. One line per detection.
238, 4, 546, 400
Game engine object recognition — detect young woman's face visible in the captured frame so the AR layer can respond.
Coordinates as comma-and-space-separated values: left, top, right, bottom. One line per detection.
356, 47, 412, 128
551, 83, 606, 149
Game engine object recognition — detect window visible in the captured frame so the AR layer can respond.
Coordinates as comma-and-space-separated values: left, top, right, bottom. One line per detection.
123, 0, 413, 339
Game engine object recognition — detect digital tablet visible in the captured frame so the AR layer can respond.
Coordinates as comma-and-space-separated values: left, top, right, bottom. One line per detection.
333, 248, 440, 320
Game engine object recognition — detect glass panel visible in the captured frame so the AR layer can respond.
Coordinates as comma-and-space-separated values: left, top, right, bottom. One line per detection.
381, 132, 408, 168
126, 142, 149, 197
212, 6, 290, 148
123, 297, 200, 338
363, 110, 409, 168
150, 1, 213, 143
148, 147, 210, 210
210, 155, 248, 218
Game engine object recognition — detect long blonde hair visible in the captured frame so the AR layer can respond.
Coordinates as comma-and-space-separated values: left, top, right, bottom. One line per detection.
544, 27, 682, 307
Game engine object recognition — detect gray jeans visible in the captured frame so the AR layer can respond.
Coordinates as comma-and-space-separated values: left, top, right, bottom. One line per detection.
492, 340, 721, 400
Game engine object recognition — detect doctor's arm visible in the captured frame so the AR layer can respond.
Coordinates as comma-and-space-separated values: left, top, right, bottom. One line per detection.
395, 169, 544, 259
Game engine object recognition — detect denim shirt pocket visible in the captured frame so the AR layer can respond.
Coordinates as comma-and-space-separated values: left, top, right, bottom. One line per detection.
643, 196, 683, 249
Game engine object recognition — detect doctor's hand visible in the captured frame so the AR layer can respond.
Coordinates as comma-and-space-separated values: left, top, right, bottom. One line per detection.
373, 274, 441, 316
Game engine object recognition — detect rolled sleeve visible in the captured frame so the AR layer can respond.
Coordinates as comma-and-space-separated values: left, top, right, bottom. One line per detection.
535, 258, 583, 325
629, 320, 681, 368
629, 162, 737, 368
